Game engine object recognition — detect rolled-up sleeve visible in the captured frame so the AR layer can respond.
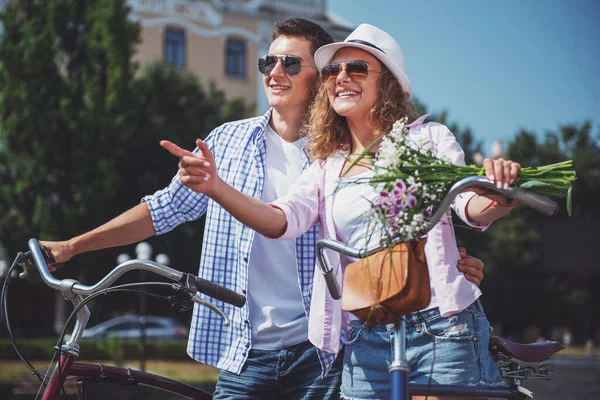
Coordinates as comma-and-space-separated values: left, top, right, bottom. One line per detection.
142, 179, 209, 235
271, 160, 323, 240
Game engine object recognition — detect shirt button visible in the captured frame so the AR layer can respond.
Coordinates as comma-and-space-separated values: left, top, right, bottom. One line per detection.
243, 257, 248, 262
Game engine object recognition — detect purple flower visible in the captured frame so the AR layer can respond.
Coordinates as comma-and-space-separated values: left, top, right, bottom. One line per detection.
423, 208, 433, 219
394, 179, 406, 191
406, 194, 417, 208
387, 179, 419, 209
389, 205, 402, 217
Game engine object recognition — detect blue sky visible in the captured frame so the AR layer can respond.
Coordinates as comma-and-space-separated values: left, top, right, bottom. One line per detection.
327, 0, 600, 154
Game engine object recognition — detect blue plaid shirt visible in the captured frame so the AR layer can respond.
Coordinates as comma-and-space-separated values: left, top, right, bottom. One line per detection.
143, 109, 337, 375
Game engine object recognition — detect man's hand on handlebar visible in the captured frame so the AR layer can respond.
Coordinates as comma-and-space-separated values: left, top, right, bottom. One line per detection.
38, 240, 72, 272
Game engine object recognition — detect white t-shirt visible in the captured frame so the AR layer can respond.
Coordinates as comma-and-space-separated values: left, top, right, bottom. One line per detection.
333, 169, 439, 311
246, 124, 309, 350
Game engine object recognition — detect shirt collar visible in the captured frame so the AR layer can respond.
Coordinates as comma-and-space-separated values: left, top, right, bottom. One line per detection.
253, 108, 273, 138
406, 114, 430, 128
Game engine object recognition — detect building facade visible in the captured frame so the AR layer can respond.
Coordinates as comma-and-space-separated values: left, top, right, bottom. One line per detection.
129, 0, 353, 112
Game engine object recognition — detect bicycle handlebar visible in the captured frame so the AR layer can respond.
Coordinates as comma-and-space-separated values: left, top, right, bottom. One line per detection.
193, 276, 246, 308
433, 176, 558, 220
317, 176, 559, 300
27, 239, 246, 308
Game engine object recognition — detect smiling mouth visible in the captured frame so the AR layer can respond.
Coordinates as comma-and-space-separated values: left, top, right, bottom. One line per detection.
270, 85, 291, 91
337, 90, 359, 97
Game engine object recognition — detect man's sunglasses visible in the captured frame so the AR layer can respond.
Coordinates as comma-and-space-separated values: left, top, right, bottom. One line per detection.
258, 55, 305, 76
321, 61, 378, 81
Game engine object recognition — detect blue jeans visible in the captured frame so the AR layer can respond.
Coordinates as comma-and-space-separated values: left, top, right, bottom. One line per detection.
341, 300, 504, 399
214, 340, 343, 399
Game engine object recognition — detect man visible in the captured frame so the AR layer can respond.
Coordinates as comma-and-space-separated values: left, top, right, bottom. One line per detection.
42, 18, 485, 399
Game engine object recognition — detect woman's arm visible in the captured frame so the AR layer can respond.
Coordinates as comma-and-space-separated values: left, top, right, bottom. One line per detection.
211, 180, 288, 238
464, 157, 520, 224
161, 139, 288, 238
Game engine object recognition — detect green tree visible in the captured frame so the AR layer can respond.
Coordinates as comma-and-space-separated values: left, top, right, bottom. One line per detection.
0, 1, 254, 328
0, 0, 140, 260
120, 63, 254, 280
461, 123, 599, 340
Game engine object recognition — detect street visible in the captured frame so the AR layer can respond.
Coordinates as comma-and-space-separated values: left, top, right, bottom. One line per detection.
511, 357, 600, 400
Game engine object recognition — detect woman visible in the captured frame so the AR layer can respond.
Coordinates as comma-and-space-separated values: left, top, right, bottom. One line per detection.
163, 24, 518, 400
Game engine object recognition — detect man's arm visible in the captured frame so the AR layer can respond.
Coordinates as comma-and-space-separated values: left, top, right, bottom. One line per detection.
40, 203, 155, 267
457, 247, 485, 286
42, 128, 221, 268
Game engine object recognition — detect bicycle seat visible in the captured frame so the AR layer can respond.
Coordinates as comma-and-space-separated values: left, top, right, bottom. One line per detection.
489, 336, 564, 362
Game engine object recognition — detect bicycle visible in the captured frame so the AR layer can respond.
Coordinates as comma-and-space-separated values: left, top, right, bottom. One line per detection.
316, 176, 565, 399
1, 179, 565, 400
2, 239, 246, 400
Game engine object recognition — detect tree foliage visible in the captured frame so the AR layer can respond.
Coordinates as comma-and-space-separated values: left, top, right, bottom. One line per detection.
0, 0, 140, 258
0, 1, 254, 292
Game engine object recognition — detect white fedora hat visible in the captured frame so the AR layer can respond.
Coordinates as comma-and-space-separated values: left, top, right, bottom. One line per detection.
314, 24, 412, 96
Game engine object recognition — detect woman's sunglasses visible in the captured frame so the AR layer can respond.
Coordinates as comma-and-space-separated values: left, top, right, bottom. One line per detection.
258, 55, 304, 76
321, 61, 378, 81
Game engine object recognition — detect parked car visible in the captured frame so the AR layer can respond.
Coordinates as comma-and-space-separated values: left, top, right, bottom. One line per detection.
71, 315, 189, 341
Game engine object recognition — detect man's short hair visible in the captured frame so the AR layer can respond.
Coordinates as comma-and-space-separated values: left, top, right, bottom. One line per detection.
272, 18, 334, 56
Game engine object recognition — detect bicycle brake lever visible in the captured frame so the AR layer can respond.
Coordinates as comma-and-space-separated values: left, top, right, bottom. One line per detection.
190, 294, 231, 326
17, 244, 58, 279
16, 252, 32, 279
175, 274, 232, 326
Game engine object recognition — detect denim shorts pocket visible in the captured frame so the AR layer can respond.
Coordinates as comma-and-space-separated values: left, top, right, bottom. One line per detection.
345, 321, 364, 346
421, 310, 477, 342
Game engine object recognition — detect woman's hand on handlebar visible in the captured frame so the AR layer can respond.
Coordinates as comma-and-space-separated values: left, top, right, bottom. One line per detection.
161, 139, 222, 198
466, 157, 522, 208
482, 157, 521, 191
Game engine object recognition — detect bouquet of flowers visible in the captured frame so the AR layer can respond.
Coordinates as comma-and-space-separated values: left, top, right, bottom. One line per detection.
350, 117, 576, 242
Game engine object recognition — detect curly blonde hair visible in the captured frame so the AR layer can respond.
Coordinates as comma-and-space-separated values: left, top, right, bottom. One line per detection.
306, 64, 416, 160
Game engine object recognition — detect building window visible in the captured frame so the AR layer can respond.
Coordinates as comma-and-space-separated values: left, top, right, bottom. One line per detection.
164, 28, 185, 69
225, 38, 246, 79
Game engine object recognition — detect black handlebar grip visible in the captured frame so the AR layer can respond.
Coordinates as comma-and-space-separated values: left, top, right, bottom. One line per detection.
194, 277, 246, 308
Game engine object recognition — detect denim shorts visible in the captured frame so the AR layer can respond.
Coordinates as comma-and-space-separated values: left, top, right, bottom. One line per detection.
341, 300, 504, 399
214, 340, 343, 399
